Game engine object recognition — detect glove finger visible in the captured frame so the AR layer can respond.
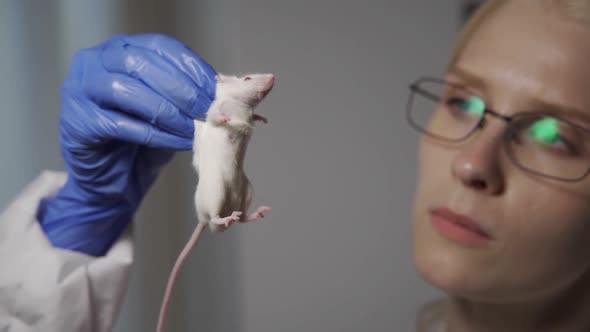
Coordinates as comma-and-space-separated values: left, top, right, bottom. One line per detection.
100, 107, 193, 150
84, 72, 195, 138
101, 40, 212, 120
123, 33, 217, 99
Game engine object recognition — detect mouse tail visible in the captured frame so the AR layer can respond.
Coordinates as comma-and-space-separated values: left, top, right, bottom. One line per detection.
156, 222, 208, 332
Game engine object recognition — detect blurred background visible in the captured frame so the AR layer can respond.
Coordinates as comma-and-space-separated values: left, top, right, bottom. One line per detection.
0, 0, 482, 331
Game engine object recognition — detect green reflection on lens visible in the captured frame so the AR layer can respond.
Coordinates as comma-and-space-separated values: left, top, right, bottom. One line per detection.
462, 96, 485, 115
529, 117, 559, 144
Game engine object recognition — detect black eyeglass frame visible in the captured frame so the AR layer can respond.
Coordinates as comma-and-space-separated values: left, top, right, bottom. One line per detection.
406, 77, 590, 182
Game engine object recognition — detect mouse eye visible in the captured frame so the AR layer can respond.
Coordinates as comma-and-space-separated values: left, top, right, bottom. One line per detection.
244, 76, 252, 81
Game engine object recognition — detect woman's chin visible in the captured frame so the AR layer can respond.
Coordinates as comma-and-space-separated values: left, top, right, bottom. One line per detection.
414, 247, 466, 294
412, 228, 500, 301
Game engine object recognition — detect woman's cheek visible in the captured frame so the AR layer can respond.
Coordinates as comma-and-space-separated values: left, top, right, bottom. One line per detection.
478, 185, 590, 300
412, 140, 590, 299
411, 143, 483, 292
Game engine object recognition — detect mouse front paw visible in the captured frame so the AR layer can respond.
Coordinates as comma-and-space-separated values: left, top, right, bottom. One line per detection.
253, 114, 268, 124
210, 113, 231, 125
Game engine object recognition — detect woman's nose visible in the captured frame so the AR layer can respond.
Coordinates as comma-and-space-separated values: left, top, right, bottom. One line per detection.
451, 132, 505, 195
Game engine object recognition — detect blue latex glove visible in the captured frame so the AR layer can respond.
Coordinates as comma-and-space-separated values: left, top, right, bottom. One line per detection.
37, 33, 217, 256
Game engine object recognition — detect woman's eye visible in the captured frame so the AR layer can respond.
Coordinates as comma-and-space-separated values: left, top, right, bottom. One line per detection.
542, 134, 577, 152
445, 96, 483, 118
446, 97, 465, 108
445, 97, 467, 112
527, 118, 580, 155
244, 76, 252, 81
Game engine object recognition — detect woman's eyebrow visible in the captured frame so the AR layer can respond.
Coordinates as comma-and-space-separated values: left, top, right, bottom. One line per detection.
449, 65, 590, 126
531, 100, 590, 127
447, 65, 489, 91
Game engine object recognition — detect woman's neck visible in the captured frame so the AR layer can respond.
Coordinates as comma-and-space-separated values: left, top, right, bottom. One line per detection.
444, 272, 590, 332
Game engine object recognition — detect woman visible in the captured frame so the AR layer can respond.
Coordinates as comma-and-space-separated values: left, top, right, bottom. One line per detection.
2, 1, 590, 331
412, 1, 590, 331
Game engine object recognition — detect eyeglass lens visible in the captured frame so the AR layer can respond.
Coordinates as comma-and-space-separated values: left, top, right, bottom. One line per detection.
408, 79, 590, 181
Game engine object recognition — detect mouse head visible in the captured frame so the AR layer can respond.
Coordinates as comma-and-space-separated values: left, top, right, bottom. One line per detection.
215, 73, 275, 107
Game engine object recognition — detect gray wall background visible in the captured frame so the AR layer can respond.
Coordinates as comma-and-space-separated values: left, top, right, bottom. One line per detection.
0, 1, 459, 331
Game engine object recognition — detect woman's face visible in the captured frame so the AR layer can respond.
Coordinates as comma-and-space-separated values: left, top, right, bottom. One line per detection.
412, 1, 590, 302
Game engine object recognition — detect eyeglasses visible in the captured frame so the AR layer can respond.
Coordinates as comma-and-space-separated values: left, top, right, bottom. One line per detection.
406, 77, 590, 182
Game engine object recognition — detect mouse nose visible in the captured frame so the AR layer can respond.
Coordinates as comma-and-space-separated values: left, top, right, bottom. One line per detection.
263, 74, 275, 93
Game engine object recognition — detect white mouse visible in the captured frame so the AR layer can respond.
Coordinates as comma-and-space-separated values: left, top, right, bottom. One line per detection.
155, 73, 275, 332
193, 73, 275, 231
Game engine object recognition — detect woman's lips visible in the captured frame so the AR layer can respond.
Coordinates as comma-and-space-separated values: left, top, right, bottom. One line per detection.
429, 207, 493, 248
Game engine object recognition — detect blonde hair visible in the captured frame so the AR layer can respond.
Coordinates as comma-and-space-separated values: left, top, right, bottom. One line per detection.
447, 0, 590, 70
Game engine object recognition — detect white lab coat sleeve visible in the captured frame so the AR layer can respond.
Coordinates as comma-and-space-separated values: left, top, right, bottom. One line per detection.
0, 170, 134, 332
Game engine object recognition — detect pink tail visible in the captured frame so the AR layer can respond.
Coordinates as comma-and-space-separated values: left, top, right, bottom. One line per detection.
156, 222, 208, 332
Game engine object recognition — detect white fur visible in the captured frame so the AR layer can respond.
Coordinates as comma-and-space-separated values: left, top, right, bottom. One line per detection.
156, 73, 274, 332
192, 73, 274, 231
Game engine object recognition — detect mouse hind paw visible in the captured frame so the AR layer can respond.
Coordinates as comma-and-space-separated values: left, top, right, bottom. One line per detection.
210, 211, 242, 227
244, 206, 271, 222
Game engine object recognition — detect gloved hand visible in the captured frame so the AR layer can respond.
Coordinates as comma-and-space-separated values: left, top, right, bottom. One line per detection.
37, 33, 217, 256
